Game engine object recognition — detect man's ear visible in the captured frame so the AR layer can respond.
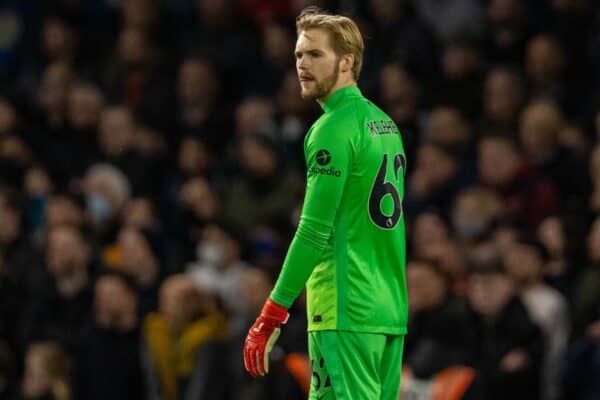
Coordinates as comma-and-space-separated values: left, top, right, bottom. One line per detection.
341, 53, 355, 74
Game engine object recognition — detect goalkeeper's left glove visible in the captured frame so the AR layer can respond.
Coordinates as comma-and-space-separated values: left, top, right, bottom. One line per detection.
243, 298, 289, 377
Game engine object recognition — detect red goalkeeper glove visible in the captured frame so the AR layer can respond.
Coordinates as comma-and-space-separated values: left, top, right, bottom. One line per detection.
243, 298, 289, 377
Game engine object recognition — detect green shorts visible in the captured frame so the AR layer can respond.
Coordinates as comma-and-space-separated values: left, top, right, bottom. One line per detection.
308, 331, 404, 400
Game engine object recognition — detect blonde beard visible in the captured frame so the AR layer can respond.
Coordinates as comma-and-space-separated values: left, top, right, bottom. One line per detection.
301, 60, 340, 100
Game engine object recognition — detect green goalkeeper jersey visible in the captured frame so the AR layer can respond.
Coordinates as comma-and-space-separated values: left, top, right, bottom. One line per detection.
271, 85, 408, 335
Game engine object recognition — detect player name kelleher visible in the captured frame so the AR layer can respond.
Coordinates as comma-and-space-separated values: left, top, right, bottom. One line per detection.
366, 120, 399, 136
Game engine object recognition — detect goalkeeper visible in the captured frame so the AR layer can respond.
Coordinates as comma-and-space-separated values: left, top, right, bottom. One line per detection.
244, 7, 408, 400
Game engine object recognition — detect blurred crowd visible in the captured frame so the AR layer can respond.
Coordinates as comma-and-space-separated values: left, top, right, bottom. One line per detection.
0, 0, 599, 399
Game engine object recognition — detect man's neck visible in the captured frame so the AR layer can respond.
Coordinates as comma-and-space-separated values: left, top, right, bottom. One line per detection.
317, 79, 357, 107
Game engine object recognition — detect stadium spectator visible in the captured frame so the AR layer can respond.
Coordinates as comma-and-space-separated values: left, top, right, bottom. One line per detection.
414, 0, 485, 43
405, 260, 473, 378
436, 40, 484, 118
571, 217, 600, 337
410, 212, 450, 261
105, 25, 173, 124
424, 106, 474, 158
61, 82, 104, 179
234, 96, 274, 138
141, 274, 229, 400
477, 134, 558, 231
0, 250, 22, 356
0, 340, 16, 399
537, 215, 587, 294
406, 143, 475, 217
20, 225, 95, 353
484, 0, 533, 64
188, 221, 250, 336
176, 57, 230, 152
74, 273, 144, 400
82, 163, 131, 245
107, 226, 166, 317
121, 0, 160, 33
451, 187, 504, 244
377, 63, 421, 160
41, 13, 79, 66
519, 101, 587, 210
43, 193, 85, 232
466, 261, 543, 400
0, 134, 34, 189
223, 132, 302, 236
246, 21, 296, 96
0, 189, 34, 289
97, 106, 135, 162
182, 0, 260, 96
481, 67, 524, 136
122, 197, 160, 230
30, 62, 75, 177
174, 136, 216, 183
503, 240, 570, 400
169, 176, 222, 261
271, 69, 314, 168
564, 219, 600, 400
98, 106, 165, 196
378, 63, 420, 117
18, 341, 71, 400
0, 99, 18, 137
23, 166, 54, 231
525, 34, 571, 111
364, 0, 438, 83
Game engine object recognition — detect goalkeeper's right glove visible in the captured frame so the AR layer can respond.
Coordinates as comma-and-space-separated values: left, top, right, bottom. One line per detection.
243, 298, 289, 377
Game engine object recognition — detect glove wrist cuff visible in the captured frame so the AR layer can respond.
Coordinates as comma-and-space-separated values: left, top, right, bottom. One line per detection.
261, 298, 289, 323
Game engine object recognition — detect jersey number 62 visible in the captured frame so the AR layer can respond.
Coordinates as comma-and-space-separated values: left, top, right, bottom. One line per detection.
368, 153, 405, 230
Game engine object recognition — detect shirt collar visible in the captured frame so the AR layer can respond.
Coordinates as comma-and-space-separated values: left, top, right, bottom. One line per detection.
321, 85, 363, 113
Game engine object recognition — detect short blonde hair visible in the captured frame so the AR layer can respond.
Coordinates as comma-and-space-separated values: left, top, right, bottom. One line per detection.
296, 7, 364, 80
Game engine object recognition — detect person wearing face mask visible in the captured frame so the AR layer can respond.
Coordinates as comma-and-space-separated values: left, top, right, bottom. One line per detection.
187, 221, 250, 337
83, 164, 131, 246
451, 187, 504, 242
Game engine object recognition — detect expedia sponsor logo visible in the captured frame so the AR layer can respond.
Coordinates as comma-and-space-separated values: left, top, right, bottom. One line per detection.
308, 166, 342, 177
316, 149, 331, 165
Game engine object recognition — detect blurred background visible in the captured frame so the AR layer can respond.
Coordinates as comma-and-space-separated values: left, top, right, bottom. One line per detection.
0, 0, 599, 399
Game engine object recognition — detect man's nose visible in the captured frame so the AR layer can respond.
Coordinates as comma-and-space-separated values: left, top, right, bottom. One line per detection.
297, 57, 309, 69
